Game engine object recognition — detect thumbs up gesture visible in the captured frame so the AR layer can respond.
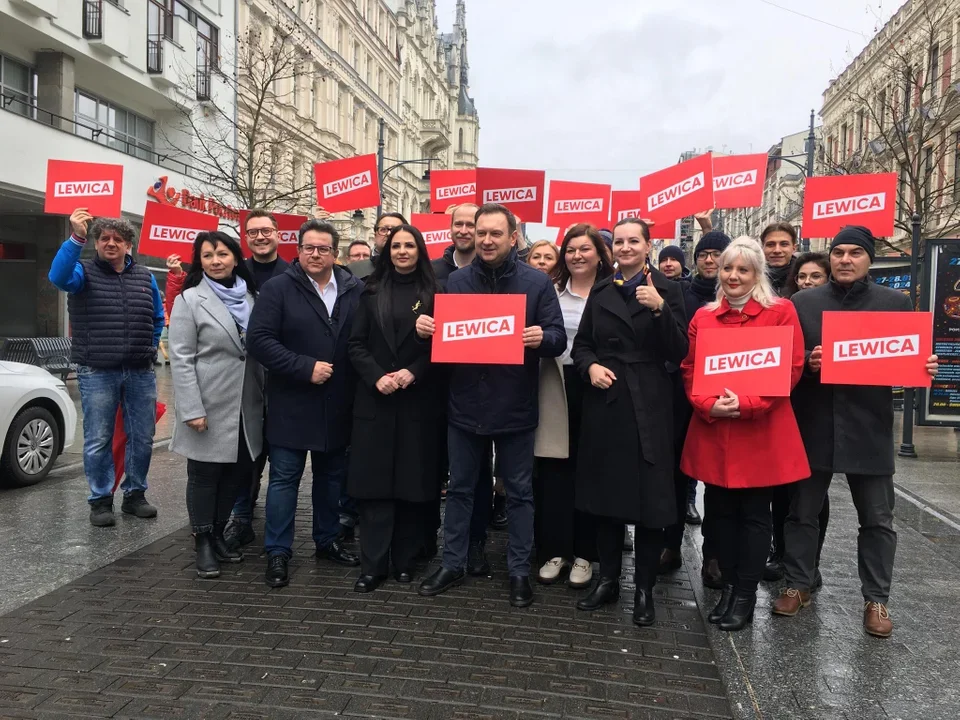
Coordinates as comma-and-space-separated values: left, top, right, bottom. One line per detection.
635, 271, 665, 312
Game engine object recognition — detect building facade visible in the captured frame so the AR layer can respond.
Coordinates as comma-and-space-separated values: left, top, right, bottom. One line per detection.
239, 0, 480, 244
0, 0, 238, 338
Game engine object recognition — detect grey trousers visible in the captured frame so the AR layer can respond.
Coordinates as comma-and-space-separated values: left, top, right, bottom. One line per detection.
783, 470, 897, 603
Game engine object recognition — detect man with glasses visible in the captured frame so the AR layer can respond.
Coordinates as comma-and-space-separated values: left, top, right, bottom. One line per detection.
346, 240, 371, 264
247, 219, 364, 588
348, 212, 407, 280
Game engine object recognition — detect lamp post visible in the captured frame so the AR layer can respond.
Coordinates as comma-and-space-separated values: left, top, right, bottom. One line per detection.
376, 117, 439, 218
898, 212, 923, 458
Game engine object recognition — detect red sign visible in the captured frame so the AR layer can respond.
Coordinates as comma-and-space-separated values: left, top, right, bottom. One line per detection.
431, 293, 527, 365
608, 190, 674, 240
545, 180, 611, 228
475, 168, 546, 223
430, 169, 477, 213
238, 210, 307, 262
802, 172, 897, 238
692, 325, 795, 397
138, 202, 220, 258
820, 311, 933, 387
639, 153, 714, 228
411, 213, 453, 261
314, 154, 380, 213
45, 160, 123, 217
713, 153, 768, 209
147, 176, 239, 222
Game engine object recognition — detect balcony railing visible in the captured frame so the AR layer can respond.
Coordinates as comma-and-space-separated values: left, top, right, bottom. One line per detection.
146, 0, 171, 74
82, 0, 102, 39
196, 36, 211, 101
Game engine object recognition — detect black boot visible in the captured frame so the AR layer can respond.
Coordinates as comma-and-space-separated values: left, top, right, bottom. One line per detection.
719, 591, 756, 631
708, 584, 735, 624
194, 533, 220, 579
467, 541, 490, 576
632, 587, 656, 627
576, 578, 620, 611
213, 523, 243, 563
762, 554, 784, 582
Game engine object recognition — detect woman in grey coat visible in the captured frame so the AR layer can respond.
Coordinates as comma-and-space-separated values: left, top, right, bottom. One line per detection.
169, 232, 264, 579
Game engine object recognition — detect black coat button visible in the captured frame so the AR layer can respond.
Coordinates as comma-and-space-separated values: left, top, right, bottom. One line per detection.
239, 355, 245, 361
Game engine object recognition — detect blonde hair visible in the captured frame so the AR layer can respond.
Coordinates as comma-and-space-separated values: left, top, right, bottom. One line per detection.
707, 236, 778, 310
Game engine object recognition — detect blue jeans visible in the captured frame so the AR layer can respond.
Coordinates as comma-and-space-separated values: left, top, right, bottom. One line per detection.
264, 445, 347, 557
76, 365, 157, 503
442, 426, 535, 576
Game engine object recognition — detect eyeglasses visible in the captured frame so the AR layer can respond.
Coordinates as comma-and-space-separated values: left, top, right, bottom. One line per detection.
375, 226, 397, 236
698, 251, 722, 261
300, 244, 333, 256
245, 227, 276, 239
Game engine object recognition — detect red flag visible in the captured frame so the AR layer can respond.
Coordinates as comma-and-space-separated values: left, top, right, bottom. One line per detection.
238, 210, 307, 262
431, 294, 527, 365
545, 180, 611, 228
475, 168, 546, 223
314, 154, 380, 213
692, 326, 795, 397
713, 154, 768, 209
45, 159, 124, 217
138, 202, 219, 258
639, 153, 714, 227
430, 169, 477, 212
411, 213, 453, 261
802, 172, 897, 239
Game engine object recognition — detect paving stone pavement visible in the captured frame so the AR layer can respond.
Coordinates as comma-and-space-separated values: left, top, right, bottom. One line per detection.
0, 483, 733, 720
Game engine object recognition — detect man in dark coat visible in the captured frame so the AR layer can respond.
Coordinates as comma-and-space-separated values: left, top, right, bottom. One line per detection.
775, 226, 939, 638
348, 212, 406, 280
416, 203, 566, 607
247, 219, 364, 588
761, 221, 799, 297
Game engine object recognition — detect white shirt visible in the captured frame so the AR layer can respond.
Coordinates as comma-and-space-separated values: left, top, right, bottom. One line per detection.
557, 279, 589, 365
308, 271, 338, 317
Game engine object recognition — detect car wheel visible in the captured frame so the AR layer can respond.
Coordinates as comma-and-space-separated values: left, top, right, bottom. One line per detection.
1, 406, 61, 487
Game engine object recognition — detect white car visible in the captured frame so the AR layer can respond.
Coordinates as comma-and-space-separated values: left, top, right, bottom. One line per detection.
0, 361, 77, 486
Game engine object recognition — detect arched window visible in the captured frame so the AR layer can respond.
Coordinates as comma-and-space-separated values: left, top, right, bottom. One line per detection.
458, 128, 464, 153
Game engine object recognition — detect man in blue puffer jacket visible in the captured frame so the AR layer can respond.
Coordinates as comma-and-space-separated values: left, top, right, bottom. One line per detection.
415, 203, 566, 607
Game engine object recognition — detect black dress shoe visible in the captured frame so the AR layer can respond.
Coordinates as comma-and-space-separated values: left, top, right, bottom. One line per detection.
394, 571, 413, 583
213, 523, 243, 563
419, 567, 464, 596
813, 568, 823, 591
509, 576, 534, 608
353, 574, 386, 593
685, 503, 702, 525
762, 557, 784, 582
490, 509, 508, 530
701, 558, 724, 590
265, 554, 288, 588
719, 591, 756, 631
315, 540, 360, 567
576, 578, 620, 611
194, 533, 220, 579
658, 549, 682, 574
708, 584, 735, 624
467, 541, 491, 576
633, 588, 656, 627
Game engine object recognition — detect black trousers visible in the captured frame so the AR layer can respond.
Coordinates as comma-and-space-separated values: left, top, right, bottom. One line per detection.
358, 499, 425, 577
705, 484, 773, 594
663, 467, 693, 552
596, 516, 661, 590
186, 425, 253, 535
772, 484, 830, 565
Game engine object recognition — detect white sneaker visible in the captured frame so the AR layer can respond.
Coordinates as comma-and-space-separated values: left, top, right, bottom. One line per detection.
538, 557, 568, 584
569, 558, 593, 588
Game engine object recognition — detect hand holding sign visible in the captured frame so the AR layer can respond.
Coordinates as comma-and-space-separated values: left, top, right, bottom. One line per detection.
808, 345, 823, 373
709, 390, 741, 418
522, 326, 544, 349
635, 273, 664, 312
166, 254, 184, 276
69, 208, 92, 239
927, 354, 940, 377
416, 314, 436, 339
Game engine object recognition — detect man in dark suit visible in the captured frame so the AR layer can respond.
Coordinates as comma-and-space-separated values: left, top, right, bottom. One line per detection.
347, 212, 407, 280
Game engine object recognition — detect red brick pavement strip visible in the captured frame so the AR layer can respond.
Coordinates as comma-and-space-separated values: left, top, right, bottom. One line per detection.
0, 513, 734, 720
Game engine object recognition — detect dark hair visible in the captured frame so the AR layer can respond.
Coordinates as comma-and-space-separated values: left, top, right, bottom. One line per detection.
475, 203, 518, 235
760, 221, 798, 246
298, 219, 340, 249
90, 217, 135, 244
555, 223, 615, 290
366, 224, 440, 327
613, 217, 651, 242
347, 239, 370, 252
182, 231, 257, 296
785, 251, 830, 296
244, 209, 277, 230
375, 212, 408, 231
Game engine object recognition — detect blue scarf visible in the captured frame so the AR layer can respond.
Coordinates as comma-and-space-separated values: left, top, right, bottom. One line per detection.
613, 262, 652, 299
203, 275, 251, 330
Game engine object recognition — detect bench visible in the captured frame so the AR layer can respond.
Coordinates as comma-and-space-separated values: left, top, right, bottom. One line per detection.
0, 337, 75, 380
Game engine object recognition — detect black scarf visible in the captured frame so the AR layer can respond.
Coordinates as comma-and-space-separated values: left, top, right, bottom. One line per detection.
690, 274, 716, 303
768, 259, 795, 296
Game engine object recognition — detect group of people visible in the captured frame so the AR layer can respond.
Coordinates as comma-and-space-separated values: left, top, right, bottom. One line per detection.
48, 200, 938, 639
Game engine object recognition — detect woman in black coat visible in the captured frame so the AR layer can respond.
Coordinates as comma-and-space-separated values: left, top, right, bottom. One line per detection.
347, 225, 442, 593
572, 218, 689, 627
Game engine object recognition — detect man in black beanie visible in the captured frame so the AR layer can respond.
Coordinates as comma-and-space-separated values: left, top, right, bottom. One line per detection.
775, 225, 939, 638
657, 245, 689, 281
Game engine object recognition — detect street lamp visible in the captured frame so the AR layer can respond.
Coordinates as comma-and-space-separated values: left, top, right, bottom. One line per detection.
376, 117, 439, 218
767, 109, 818, 252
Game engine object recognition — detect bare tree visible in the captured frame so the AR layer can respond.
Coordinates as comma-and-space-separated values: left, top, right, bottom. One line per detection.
822, 0, 960, 253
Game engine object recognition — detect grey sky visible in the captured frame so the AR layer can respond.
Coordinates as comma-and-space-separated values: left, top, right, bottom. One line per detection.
434, 0, 890, 236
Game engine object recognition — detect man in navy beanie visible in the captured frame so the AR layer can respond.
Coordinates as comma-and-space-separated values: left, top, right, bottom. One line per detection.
657, 245, 689, 282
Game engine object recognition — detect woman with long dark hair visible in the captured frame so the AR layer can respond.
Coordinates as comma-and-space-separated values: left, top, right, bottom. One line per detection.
169, 232, 264, 579
784, 252, 830, 297
347, 224, 443, 592
534, 224, 614, 589
572, 218, 689, 627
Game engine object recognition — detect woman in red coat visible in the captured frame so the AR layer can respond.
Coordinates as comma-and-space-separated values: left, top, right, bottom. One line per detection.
680, 237, 809, 631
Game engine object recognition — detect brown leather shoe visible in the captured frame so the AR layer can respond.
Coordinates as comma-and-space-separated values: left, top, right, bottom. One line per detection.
701, 558, 723, 590
658, 549, 682, 574
772, 587, 811, 616
863, 602, 893, 638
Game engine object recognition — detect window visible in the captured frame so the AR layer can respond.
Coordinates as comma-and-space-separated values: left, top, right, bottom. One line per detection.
903, 65, 913, 116
293, 64, 301, 109
458, 128, 464, 153
336, 20, 345, 55
929, 43, 940, 98
877, 88, 886, 131
924, 145, 934, 201
856, 110, 865, 151
354, 43, 360, 69
365, 55, 372, 86
0, 53, 34, 118
74, 89, 155, 161
309, 79, 316, 119
954, 132, 960, 200
840, 122, 849, 157
376, 69, 382, 97
388, 80, 394, 109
